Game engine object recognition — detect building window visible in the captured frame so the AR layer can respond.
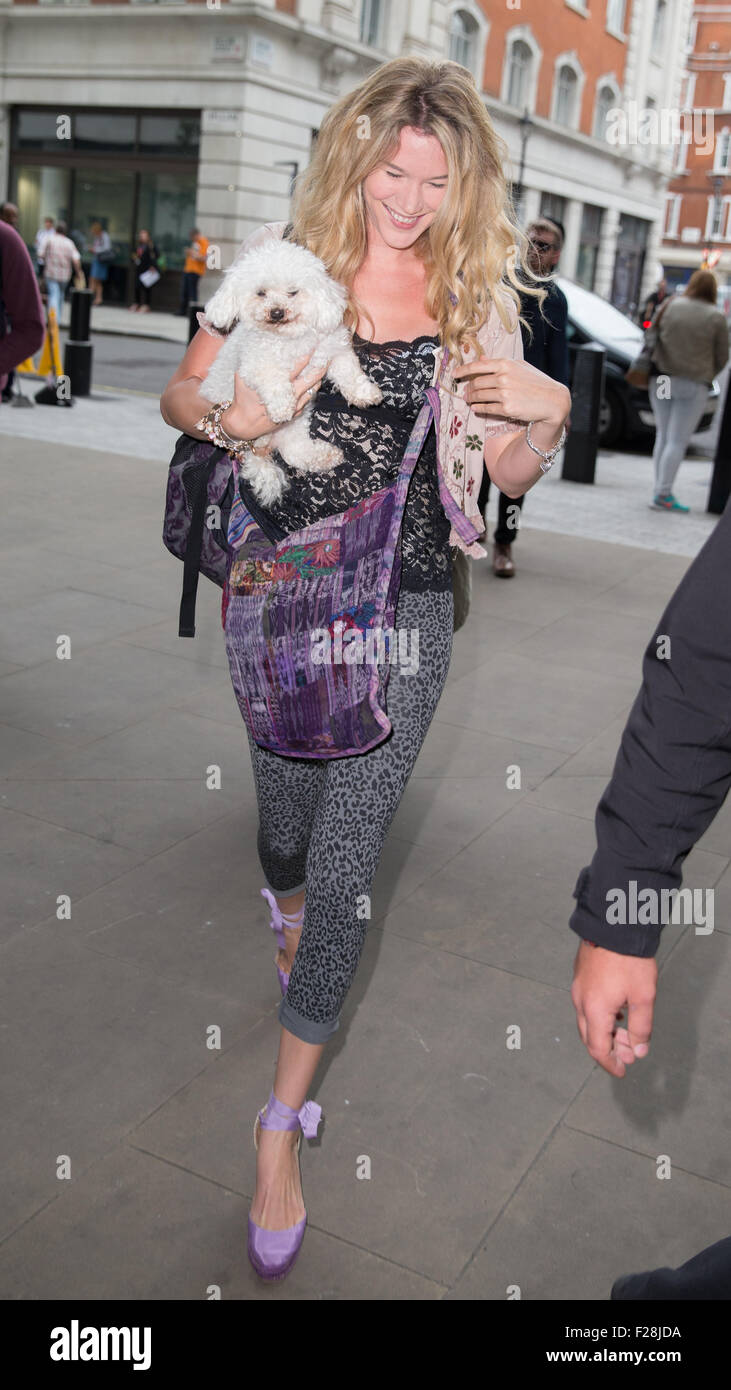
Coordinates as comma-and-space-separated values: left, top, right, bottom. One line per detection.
554, 64, 579, 126
671, 132, 688, 173
715, 128, 731, 174
507, 39, 533, 110
448, 9, 479, 71
594, 83, 617, 139
540, 192, 566, 231
606, 0, 626, 37
360, 0, 382, 47
651, 0, 667, 54
679, 72, 696, 109
663, 193, 682, 237
706, 194, 731, 240
576, 203, 603, 290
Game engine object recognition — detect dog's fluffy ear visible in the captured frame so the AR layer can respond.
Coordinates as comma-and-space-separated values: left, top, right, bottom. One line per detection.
313, 278, 347, 336
203, 282, 240, 334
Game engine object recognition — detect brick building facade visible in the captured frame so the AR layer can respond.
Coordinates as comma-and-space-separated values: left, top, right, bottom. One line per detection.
661, 0, 731, 310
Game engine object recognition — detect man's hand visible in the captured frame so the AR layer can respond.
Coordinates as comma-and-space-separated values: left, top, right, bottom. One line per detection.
571, 940, 657, 1077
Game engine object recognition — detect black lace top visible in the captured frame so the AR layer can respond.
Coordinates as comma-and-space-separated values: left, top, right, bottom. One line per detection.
239, 332, 454, 593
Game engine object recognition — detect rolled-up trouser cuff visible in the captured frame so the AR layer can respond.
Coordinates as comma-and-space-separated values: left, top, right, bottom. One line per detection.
278, 996, 340, 1044
263, 879, 306, 900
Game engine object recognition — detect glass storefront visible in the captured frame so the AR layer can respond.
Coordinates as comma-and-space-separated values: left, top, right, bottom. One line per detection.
9, 106, 200, 309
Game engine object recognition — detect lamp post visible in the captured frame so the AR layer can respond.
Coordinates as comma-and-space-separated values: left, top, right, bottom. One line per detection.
515, 108, 534, 221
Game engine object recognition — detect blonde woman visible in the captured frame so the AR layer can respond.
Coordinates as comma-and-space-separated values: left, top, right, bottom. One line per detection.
160, 57, 570, 1282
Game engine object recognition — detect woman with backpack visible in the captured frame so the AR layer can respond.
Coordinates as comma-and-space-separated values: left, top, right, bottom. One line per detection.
647, 269, 729, 512
160, 57, 570, 1282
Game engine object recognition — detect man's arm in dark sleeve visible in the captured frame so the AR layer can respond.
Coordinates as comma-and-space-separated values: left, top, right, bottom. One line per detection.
0, 225, 45, 376
544, 283, 570, 387
570, 499, 731, 957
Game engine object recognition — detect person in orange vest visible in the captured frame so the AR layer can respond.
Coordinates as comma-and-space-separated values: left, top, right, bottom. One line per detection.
177, 227, 209, 318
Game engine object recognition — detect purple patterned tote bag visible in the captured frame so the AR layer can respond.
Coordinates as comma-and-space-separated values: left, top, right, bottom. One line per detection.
222, 378, 482, 759
162, 433, 284, 637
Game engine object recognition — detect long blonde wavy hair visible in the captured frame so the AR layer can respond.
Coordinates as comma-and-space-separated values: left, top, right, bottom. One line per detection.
287, 57, 547, 362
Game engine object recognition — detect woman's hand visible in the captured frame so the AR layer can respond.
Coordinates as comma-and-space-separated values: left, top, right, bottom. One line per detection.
221, 349, 327, 442
452, 357, 571, 428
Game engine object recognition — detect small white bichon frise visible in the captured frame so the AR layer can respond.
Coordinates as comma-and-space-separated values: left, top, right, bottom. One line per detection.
200, 238, 382, 504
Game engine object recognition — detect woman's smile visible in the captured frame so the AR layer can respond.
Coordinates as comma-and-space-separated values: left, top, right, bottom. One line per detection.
383, 206, 424, 229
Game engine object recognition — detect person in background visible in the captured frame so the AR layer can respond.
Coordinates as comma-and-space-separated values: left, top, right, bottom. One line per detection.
88, 220, 112, 307
477, 216, 569, 577
1, 203, 24, 400
36, 219, 81, 322
177, 226, 209, 318
647, 268, 728, 513
0, 202, 20, 230
34, 216, 56, 272
639, 275, 667, 329
130, 229, 159, 314
569, 493, 731, 1297
0, 219, 45, 399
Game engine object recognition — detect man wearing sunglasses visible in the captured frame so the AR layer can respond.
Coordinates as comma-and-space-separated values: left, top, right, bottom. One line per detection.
478, 217, 570, 576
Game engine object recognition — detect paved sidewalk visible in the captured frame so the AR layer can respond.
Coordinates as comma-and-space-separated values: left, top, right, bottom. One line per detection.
1, 432, 730, 1301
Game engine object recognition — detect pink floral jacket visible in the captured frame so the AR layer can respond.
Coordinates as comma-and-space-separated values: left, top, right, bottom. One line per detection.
198, 221, 526, 558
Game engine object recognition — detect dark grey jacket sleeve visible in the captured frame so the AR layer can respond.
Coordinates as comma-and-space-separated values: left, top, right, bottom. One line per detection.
569, 498, 731, 956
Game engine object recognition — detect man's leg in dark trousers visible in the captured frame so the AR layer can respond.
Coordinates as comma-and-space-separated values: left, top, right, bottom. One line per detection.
494, 489, 525, 546
477, 464, 525, 545
611, 1235, 731, 1300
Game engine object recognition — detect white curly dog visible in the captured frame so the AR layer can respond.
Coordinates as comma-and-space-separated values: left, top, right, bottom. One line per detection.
200, 238, 382, 504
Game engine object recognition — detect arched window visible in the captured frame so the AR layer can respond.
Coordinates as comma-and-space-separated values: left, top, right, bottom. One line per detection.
594, 83, 617, 139
507, 39, 533, 109
448, 9, 479, 71
555, 65, 578, 126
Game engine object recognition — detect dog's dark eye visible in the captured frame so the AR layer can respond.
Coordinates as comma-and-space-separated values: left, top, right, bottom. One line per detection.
256, 290, 266, 297
287, 290, 298, 297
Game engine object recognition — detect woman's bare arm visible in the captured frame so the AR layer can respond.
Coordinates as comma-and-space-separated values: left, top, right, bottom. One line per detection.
159, 326, 327, 444
159, 327, 230, 441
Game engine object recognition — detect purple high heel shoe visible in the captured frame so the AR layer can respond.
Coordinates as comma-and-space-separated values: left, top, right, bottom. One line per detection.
260, 888, 303, 996
247, 1089, 322, 1281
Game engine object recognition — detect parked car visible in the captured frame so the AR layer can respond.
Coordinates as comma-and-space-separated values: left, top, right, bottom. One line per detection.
555, 276, 720, 449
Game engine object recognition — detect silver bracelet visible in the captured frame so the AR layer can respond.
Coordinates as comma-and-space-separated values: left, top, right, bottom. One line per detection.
525, 420, 567, 473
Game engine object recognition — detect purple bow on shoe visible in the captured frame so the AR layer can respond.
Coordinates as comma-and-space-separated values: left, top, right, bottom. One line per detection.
297, 1099, 322, 1140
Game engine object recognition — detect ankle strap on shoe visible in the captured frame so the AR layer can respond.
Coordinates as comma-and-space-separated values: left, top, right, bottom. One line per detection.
261, 887, 283, 929
258, 1089, 322, 1138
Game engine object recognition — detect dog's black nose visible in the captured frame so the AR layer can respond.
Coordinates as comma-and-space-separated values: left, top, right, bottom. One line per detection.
268, 308, 285, 321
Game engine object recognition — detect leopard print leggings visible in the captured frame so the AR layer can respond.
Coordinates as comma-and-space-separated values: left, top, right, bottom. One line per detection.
244, 587, 454, 1044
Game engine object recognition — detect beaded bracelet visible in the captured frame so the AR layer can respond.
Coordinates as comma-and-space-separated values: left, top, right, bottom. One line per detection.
195, 401, 248, 460
195, 401, 274, 461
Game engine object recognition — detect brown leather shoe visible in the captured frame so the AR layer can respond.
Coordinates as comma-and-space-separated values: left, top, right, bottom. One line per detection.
492, 542, 515, 577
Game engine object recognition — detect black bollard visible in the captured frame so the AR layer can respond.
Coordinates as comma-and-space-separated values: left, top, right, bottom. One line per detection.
561, 343, 606, 484
707, 372, 731, 514
63, 288, 94, 397
188, 301, 205, 344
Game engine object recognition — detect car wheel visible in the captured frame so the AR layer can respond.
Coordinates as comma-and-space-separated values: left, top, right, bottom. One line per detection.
598, 386, 627, 449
